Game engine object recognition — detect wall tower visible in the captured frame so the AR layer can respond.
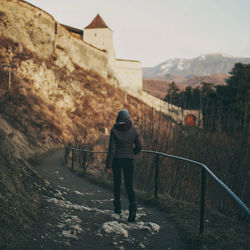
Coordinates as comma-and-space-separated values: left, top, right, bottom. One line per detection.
83, 14, 116, 60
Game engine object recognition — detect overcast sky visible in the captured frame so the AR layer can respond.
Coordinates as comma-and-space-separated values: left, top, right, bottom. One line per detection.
25, 0, 250, 67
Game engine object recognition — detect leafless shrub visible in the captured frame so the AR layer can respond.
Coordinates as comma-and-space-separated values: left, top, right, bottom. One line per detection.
135, 108, 250, 219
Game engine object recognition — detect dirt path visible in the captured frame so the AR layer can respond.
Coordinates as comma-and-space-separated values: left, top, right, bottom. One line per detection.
29, 149, 187, 250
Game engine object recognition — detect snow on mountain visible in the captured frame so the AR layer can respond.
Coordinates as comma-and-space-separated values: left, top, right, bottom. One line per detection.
143, 54, 250, 79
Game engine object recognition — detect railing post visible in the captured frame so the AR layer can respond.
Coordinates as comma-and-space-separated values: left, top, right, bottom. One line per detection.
154, 154, 159, 198
64, 146, 68, 164
71, 148, 75, 169
199, 167, 206, 235
82, 151, 87, 174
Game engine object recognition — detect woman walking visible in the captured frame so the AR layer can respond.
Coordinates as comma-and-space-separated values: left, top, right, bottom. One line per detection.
106, 110, 142, 222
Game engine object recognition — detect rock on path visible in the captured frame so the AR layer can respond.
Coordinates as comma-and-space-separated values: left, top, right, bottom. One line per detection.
28, 149, 187, 250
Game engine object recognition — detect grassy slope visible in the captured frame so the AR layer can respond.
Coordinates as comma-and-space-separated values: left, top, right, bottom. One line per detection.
0, 36, 164, 248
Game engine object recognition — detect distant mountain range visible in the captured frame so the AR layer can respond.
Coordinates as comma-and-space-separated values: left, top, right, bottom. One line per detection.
143, 53, 250, 80
142, 54, 250, 99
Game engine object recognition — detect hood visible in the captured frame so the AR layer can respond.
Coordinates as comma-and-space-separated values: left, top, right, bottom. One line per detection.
114, 110, 132, 131
115, 110, 131, 124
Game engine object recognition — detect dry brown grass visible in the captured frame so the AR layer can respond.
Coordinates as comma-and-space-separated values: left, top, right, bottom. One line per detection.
0, 129, 50, 249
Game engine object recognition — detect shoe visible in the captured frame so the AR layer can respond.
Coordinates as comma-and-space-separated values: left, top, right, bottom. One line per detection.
128, 203, 137, 222
113, 200, 121, 214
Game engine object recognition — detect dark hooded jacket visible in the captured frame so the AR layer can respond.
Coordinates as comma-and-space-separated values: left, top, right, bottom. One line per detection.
106, 110, 142, 169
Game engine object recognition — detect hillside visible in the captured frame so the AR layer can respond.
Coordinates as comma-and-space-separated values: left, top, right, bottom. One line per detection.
143, 73, 228, 100
0, 1, 167, 247
143, 79, 185, 99
181, 73, 228, 88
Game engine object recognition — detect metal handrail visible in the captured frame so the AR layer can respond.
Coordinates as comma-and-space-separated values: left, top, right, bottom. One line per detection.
64, 145, 250, 235
142, 150, 250, 216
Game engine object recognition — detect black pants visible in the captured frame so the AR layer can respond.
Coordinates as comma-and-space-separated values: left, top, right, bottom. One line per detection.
112, 158, 135, 204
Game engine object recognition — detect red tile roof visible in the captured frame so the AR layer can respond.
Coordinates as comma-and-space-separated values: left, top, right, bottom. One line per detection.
85, 14, 110, 29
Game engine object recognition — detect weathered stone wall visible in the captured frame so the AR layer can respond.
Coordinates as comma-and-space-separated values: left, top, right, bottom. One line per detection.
0, 0, 55, 59
116, 59, 142, 91
83, 28, 116, 59
0, 0, 112, 80
56, 24, 110, 79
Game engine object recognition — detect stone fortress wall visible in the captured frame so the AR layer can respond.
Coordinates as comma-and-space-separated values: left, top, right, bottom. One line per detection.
116, 59, 143, 91
83, 27, 116, 59
1, 0, 114, 80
